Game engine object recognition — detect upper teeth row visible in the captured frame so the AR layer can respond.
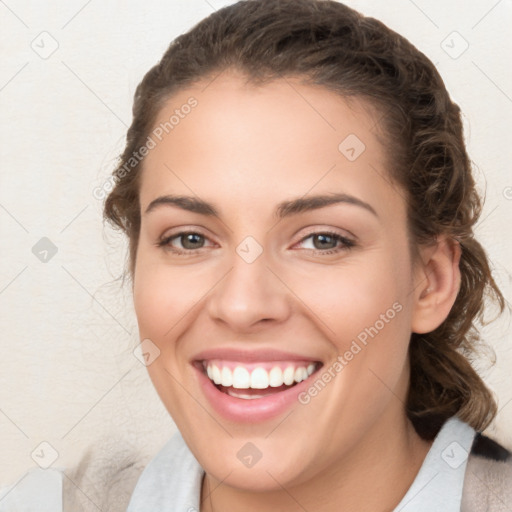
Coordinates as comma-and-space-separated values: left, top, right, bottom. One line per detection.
206, 363, 317, 389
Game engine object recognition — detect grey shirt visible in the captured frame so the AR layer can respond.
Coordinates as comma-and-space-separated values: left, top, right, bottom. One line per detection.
126, 417, 476, 511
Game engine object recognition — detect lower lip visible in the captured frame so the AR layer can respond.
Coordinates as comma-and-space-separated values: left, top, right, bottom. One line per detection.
194, 364, 320, 423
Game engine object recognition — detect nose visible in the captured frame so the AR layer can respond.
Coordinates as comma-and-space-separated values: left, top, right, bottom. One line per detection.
206, 248, 291, 332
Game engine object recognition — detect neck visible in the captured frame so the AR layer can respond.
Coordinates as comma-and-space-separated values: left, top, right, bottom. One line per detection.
200, 410, 433, 512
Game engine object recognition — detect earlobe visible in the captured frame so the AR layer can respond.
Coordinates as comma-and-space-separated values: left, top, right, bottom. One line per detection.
411, 236, 462, 334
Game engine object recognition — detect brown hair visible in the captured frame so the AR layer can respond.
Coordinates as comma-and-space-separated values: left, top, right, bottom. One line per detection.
103, 0, 505, 439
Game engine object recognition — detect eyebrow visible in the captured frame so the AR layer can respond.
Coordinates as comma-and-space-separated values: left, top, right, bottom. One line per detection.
144, 193, 378, 219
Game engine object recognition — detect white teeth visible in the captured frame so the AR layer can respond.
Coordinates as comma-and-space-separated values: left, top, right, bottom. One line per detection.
212, 365, 222, 385
226, 389, 266, 399
232, 366, 250, 389
205, 361, 318, 390
221, 366, 232, 387
250, 367, 269, 389
268, 367, 283, 387
282, 366, 295, 385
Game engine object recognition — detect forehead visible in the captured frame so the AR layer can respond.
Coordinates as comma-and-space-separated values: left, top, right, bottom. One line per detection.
138, 71, 404, 222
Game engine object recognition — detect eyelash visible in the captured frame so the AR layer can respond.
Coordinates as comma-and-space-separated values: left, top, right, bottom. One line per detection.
157, 229, 356, 256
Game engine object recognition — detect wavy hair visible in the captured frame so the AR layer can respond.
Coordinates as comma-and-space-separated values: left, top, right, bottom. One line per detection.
103, 0, 506, 439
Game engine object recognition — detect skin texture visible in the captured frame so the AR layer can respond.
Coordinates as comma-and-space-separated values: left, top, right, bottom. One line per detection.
132, 70, 461, 511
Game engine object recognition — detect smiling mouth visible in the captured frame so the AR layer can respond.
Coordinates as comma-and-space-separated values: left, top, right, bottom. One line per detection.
197, 359, 323, 399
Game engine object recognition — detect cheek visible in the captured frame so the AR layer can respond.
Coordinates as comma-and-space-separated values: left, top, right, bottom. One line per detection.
132, 256, 203, 415
287, 245, 414, 386
296, 253, 410, 339
133, 255, 207, 341
287, 253, 414, 430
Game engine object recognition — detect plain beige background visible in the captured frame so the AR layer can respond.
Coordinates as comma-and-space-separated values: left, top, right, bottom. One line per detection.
0, 0, 511, 487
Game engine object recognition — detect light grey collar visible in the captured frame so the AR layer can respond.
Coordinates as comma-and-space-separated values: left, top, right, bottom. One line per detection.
127, 431, 203, 511
393, 417, 476, 511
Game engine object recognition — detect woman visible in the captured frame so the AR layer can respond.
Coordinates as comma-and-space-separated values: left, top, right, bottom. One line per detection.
98, 0, 511, 510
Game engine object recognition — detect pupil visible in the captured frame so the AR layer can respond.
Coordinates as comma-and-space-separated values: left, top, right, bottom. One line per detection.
183, 233, 204, 249
314, 234, 336, 250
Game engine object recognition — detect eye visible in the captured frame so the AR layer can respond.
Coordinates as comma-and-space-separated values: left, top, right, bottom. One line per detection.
158, 231, 215, 254
157, 229, 355, 256
295, 231, 355, 254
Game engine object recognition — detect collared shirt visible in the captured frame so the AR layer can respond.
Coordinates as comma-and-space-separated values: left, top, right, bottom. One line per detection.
126, 416, 476, 511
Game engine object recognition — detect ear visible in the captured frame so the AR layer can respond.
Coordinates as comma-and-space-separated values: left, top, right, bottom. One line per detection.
411, 235, 462, 334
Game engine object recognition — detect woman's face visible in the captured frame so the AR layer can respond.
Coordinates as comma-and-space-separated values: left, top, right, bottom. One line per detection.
133, 71, 426, 491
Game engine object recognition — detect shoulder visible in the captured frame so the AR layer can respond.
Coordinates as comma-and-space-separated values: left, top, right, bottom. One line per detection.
63, 432, 203, 512
461, 433, 512, 512
62, 437, 147, 512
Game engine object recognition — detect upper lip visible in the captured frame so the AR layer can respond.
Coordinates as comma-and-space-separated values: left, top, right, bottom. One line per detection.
192, 347, 322, 364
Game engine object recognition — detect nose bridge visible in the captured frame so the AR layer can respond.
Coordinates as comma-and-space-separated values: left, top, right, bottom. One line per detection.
207, 237, 290, 330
